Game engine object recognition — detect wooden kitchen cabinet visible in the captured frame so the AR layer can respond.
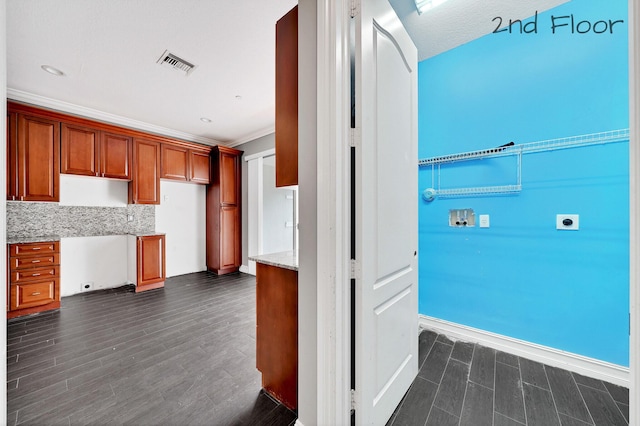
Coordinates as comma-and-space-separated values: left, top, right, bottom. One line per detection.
62, 124, 132, 180
7, 112, 18, 200
61, 123, 99, 176
128, 234, 166, 293
100, 132, 132, 180
129, 138, 161, 204
275, 5, 298, 187
189, 150, 211, 184
206, 146, 242, 275
6, 111, 60, 202
7, 241, 61, 318
255, 262, 298, 410
161, 144, 210, 184
161, 144, 189, 181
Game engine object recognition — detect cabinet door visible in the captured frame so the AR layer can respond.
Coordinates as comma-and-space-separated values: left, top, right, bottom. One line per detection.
137, 235, 165, 286
130, 139, 160, 204
10, 280, 57, 310
161, 144, 189, 181
61, 123, 99, 176
7, 112, 18, 200
220, 151, 239, 206
219, 206, 240, 270
189, 151, 211, 184
275, 5, 298, 187
101, 132, 131, 180
18, 114, 60, 202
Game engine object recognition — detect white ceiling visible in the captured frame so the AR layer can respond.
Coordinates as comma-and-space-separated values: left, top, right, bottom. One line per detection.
7, 0, 568, 147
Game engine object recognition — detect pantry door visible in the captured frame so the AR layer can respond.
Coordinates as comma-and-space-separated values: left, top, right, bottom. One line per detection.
352, 0, 419, 423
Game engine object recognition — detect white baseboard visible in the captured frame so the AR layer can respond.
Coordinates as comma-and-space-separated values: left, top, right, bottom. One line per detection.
239, 264, 254, 275
419, 315, 630, 388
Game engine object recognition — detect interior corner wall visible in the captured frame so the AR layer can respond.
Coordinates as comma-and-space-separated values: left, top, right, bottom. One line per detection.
234, 133, 275, 269
418, 0, 629, 366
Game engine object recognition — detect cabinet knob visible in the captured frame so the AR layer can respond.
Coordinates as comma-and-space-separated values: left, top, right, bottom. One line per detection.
32, 273, 41, 277
31, 292, 41, 296
31, 260, 40, 263
32, 247, 41, 251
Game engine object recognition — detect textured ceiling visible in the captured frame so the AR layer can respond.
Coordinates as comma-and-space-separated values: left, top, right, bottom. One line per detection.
390, 0, 569, 61
7, 0, 569, 146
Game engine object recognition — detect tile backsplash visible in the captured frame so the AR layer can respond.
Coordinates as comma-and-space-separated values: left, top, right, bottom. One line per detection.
6, 201, 155, 239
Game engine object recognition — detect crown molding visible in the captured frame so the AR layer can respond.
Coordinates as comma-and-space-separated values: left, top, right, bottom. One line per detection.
6, 88, 224, 146
228, 126, 275, 147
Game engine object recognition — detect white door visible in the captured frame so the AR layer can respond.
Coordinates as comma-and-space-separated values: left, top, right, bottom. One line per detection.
353, 0, 419, 424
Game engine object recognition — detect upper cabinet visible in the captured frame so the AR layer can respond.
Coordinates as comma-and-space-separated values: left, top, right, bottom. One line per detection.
7, 101, 212, 204
6, 109, 60, 202
275, 5, 298, 187
129, 138, 161, 204
160, 144, 211, 185
189, 151, 211, 184
61, 124, 132, 180
100, 132, 132, 180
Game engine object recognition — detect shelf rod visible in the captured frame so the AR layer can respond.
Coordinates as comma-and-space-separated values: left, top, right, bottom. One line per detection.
418, 128, 630, 167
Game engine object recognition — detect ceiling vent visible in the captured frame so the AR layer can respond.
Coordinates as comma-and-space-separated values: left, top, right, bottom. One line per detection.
156, 50, 197, 75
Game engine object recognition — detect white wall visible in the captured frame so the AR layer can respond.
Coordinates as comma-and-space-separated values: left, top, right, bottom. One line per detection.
1, 0, 8, 420
60, 236, 129, 296
262, 162, 294, 254
59, 174, 128, 207
155, 180, 206, 277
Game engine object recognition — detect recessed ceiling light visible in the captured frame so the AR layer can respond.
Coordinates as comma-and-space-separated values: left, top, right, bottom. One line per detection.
41, 65, 65, 76
235, 95, 242, 100
200, 117, 212, 123
415, 0, 450, 14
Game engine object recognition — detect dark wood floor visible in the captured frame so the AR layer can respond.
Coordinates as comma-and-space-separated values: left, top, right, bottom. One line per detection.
8, 271, 630, 426
7, 272, 297, 426
388, 330, 630, 426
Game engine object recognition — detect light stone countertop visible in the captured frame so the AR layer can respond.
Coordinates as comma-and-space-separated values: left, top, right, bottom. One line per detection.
249, 251, 298, 271
7, 232, 165, 245
6, 235, 62, 244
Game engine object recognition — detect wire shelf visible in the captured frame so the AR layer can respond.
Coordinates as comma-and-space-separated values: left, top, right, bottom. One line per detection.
419, 129, 628, 201
435, 185, 522, 198
418, 129, 629, 167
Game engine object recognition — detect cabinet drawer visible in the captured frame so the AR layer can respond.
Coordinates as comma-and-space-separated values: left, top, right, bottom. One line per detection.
10, 242, 59, 257
9, 253, 60, 270
10, 266, 60, 284
10, 281, 56, 310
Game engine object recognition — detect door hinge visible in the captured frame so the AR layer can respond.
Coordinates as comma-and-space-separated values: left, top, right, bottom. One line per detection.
350, 0, 360, 18
349, 259, 361, 280
350, 127, 360, 148
350, 389, 357, 412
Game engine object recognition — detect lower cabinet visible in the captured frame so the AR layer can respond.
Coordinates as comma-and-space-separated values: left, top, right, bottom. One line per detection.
128, 234, 166, 293
255, 262, 298, 410
7, 241, 61, 319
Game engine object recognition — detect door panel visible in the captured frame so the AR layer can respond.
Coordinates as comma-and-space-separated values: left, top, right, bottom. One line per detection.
61, 124, 99, 176
354, 0, 418, 424
101, 132, 131, 179
220, 152, 238, 205
20, 115, 60, 202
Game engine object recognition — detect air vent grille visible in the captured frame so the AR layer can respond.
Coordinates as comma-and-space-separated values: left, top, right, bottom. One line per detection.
156, 50, 196, 75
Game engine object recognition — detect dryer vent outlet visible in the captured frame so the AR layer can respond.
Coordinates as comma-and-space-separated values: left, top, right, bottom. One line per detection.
81, 282, 94, 292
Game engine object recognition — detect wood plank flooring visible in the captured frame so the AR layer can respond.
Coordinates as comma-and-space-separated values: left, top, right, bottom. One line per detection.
7, 272, 297, 426
8, 271, 630, 425
388, 330, 630, 426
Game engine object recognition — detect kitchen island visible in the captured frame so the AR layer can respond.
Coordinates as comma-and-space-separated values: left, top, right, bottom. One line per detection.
249, 251, 298, 410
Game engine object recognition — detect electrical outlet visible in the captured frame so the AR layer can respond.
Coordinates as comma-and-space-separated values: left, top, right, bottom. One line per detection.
479, 214, 490, 228
556, 214, 579, 230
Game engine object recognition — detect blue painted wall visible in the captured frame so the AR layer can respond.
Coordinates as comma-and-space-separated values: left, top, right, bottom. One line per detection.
418, 0, 629, 366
